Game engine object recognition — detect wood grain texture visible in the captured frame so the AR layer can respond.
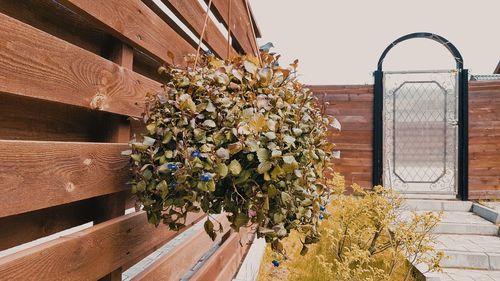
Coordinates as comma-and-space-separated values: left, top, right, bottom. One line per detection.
190, 227, 253, 281
0, 211, 205, 281
0, 140, 130, 217
0, 0, 106, 56
469, 190, 500, 200
469, 81, 500, 198
209, 0, 257, 55
310, 85, 373, 188
133, 214, 231, 281
0, 12, 160, 117
58, 0, 196, 66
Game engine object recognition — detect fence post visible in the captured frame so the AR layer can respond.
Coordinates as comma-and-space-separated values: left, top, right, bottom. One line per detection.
458, 69, 469, 200
95, 39, 134, 281
372, 70, 383, 186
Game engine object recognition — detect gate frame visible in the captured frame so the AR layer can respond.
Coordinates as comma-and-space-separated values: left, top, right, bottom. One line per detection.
373, 32, 469, 200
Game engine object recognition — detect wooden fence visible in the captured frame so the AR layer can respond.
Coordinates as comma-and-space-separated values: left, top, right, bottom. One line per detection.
0, 0, 260, 280
311, 80, 500, 200
310, 85, 373, 188
468, 81, 500, 199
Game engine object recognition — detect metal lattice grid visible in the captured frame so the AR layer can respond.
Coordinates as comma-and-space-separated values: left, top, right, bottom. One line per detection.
382, 70, 458, 194
393, 81, 446, 183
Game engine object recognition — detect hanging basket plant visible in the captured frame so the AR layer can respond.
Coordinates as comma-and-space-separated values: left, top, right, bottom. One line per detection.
127, 52, 337, 255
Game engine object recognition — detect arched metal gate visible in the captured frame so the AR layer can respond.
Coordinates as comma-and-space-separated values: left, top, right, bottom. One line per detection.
373, 32, 469, 200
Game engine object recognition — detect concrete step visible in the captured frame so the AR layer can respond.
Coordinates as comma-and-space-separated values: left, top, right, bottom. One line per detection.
424, 268, 500, 281
434, 223, 499, 236
400, 211, 499, 235
436, 234, 500, 270
440, 250, 492, 270
403, 193, 458, 200
402, 200, 500, 280
402, 200, 472, 212
473, 203, 500, 225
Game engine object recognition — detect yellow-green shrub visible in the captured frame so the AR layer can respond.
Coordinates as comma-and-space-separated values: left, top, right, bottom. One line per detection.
258, 174, 443, 281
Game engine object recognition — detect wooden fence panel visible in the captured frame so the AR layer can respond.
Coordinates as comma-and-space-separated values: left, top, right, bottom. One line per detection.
0, 212, 205, 280
0, 94, 113, 142
0, 141, 129, 217
59, 0, 195, 66
0, 12, 160, 117
0, 0, 106, 56
209, 0, 257, 55
0, 199, 95, 251
468, 81, 500, 199
190, 227, 253, 281
133, 214, 232, 281
0, 1, 261, 279
145, 0, 237, 59
310, 85, 374, 188
312, 81, 500, 198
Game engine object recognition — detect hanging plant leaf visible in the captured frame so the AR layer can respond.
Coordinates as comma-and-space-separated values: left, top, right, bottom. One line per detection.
127, 52, 337, 257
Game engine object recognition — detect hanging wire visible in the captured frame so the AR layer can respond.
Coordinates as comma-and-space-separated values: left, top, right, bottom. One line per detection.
193, 0, 213, 69
195, 0, 261, 67
227, 0, 232, 59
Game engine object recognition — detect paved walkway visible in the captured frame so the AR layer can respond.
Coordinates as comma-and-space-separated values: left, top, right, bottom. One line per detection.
402, 200, 500, 281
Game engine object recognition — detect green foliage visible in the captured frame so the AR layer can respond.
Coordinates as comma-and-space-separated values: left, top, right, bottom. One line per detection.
127, 53, 336, 254
258, 174, 444, 281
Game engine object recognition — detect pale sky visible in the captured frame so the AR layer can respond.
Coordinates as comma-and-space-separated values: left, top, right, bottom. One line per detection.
251, 0, 500, 85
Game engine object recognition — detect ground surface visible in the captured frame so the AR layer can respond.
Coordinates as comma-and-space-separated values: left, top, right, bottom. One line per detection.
404, 200, 500, 281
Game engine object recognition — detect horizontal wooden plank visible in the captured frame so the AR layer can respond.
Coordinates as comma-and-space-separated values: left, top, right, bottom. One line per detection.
470, 99, 500, 107
0, 94, 117, 142
332, 133, 373, 145
469, 167, 500, 177
338, 172, 372, 181
316, 93, 374, 102
59, 0, 196, 65
470, 153, 500, 161
469, 176, 500, 185
0, 198, 95, 251
470, 136, 500, 145
333, 143, 373, 151
335, 166, 372, 175
469, 159, 500, 168
133, 214, 231, 281
316, 93, 374, 101
0, 12, 160, 117
0, 211, 205, 280
311, 88, 373, 94
209, 0, 256, 55
0, 140, 129, 217
329, 124, 372, 132
146, 0, 237, 59
0, 0, 106, 56
326, 101, 374, 110
335, 157, 373, 167
469, 190, 500, 200
470, 81, 500, 90
309, 84, 373, 91
190, 227, 252, 281
334, 150, 372, 158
